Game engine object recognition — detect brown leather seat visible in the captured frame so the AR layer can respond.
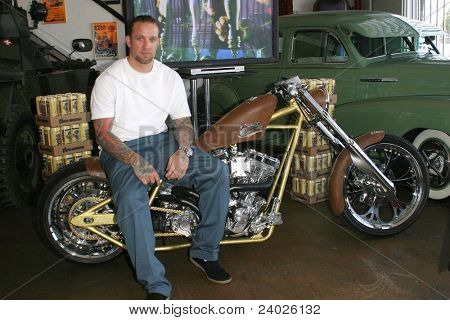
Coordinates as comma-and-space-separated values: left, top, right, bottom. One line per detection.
85, 157, 107, 179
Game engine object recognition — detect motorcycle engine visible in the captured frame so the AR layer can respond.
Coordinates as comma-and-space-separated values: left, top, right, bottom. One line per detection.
153, 147, 280, 237
151, 184, 199, 238
213, 146, 280, 235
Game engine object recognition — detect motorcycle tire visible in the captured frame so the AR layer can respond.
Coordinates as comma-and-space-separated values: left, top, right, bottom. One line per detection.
342, 134, 429, 236
38, 160, 123, 264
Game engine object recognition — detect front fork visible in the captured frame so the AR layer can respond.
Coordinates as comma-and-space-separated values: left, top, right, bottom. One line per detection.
297, 91, 396, 200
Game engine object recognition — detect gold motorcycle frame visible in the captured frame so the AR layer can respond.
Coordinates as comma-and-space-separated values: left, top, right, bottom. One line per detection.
69, 97, 307, 252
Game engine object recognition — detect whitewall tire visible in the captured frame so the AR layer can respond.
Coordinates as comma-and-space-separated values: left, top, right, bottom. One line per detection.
413, 130, 450, 200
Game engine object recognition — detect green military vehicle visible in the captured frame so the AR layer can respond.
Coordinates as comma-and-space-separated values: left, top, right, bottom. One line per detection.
0, 0, 96, 207
209, 11, 450, 200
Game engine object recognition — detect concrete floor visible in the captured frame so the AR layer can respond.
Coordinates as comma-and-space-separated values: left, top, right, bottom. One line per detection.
0, 196, 449, 300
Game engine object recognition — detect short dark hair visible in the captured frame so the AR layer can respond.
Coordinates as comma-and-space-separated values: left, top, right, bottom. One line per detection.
127, 15, 159, 36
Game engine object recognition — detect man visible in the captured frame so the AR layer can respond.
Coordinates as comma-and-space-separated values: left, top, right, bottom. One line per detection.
90, 15, 231, 300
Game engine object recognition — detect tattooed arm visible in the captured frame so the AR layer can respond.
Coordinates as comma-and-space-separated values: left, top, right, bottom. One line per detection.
171, 117, 194, 149
165, 117, 194, 180
93, 118, 160, 185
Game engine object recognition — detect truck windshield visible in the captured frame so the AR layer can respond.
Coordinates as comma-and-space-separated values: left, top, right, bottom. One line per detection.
30, 33, 67, 63
350, 32, 415, 58
0, 37, 20, 70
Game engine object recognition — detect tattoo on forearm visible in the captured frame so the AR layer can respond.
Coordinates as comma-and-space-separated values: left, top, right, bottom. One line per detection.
171, 117, 194, 148
93, 119, 143, 169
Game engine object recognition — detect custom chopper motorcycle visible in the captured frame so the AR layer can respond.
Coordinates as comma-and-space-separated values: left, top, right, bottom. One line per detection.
38, 76, 429, 263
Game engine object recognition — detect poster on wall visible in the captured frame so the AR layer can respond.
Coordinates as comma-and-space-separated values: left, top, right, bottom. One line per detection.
42, 0, 67, 24
92, 22, 119, 60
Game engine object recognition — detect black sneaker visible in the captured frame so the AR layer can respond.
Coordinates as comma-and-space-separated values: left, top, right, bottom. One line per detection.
189, 256, 232, 284
147, 292, 169, 300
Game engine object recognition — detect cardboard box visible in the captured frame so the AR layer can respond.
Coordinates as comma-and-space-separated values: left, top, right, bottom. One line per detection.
330, 94, 338, 105
35, 112, 91, 127
296, 145, 332, 156
39, 139, 93, 156
291, 191, 328, 205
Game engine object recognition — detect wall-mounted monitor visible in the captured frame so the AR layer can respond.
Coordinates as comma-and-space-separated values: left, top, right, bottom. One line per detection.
124, 0, 278, 68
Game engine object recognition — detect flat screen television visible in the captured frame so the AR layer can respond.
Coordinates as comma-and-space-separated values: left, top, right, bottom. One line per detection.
124, 0, 278, 69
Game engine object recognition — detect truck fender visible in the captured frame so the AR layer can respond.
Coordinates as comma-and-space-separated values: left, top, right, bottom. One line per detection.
329, 131, 385, 215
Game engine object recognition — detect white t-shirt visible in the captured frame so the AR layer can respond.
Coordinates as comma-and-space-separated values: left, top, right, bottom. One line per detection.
91, 58, 191, 142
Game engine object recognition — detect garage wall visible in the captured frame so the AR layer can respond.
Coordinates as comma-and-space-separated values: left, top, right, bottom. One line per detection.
370, 0, 402, 14
293, 0, 316, 12
17, 0, 126, 70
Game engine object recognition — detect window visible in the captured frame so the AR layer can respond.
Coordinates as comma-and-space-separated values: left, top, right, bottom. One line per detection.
350, 33, 415, 58
292, 31, 347, 64
325, 34, 348, 62
403, 0, 450, 58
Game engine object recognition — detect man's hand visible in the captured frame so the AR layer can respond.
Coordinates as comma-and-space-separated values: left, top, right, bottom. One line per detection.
165, 150, 189, 180
131, 156, 161, 185
93, 118, 160, 185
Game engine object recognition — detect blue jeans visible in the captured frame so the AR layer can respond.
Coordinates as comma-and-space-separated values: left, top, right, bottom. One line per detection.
99, 132, 230, 297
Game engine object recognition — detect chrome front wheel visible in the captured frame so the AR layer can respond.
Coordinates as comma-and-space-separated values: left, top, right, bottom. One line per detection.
343, 135, 429, 236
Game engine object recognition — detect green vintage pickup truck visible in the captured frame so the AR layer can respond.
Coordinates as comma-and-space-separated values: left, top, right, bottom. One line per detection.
209, 10, 450, 199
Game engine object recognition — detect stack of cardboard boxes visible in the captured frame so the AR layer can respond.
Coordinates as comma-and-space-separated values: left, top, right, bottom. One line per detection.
35, 93, 93, 178
291, 78, 336, 204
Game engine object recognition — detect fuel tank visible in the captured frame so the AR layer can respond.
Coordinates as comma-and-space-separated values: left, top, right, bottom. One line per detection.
196, 94, 277, 152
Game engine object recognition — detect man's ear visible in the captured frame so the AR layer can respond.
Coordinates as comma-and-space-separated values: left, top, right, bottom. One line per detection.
125, 35, 131, 48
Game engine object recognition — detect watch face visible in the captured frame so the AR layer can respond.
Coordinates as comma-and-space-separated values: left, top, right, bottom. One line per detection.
185, 147, 193, 157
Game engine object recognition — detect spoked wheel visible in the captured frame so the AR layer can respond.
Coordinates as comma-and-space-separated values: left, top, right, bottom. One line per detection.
413, 130, 450, 200
38, 160, 123, 263
343, 135, 429, 236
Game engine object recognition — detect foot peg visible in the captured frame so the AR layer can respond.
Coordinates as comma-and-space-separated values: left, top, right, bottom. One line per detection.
267, 197, 283, 225
268, 212, 283, 225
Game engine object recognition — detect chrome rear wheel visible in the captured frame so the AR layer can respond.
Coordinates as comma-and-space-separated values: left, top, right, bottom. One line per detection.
39, 161, 123, 264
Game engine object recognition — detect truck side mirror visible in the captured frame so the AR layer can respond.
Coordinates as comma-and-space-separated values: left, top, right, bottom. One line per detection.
72, 39, 93, 52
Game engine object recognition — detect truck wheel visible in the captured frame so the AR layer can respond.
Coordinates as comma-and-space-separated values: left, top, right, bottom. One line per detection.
413, 130, 450, 200
0, 104, 41, 207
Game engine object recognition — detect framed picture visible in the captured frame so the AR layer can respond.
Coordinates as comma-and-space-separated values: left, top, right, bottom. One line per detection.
92, 22, 119, 60
42, 0, 66, 24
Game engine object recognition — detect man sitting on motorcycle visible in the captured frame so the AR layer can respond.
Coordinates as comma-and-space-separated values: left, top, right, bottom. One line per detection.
90, 15, 231, 300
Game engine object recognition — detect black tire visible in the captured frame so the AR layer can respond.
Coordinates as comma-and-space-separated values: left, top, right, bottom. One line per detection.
38, 160, 123, 264
342, 134, 429, 236
0, 104, 41, 207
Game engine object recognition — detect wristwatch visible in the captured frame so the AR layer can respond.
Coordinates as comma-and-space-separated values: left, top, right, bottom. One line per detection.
179, 146, 193, 158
